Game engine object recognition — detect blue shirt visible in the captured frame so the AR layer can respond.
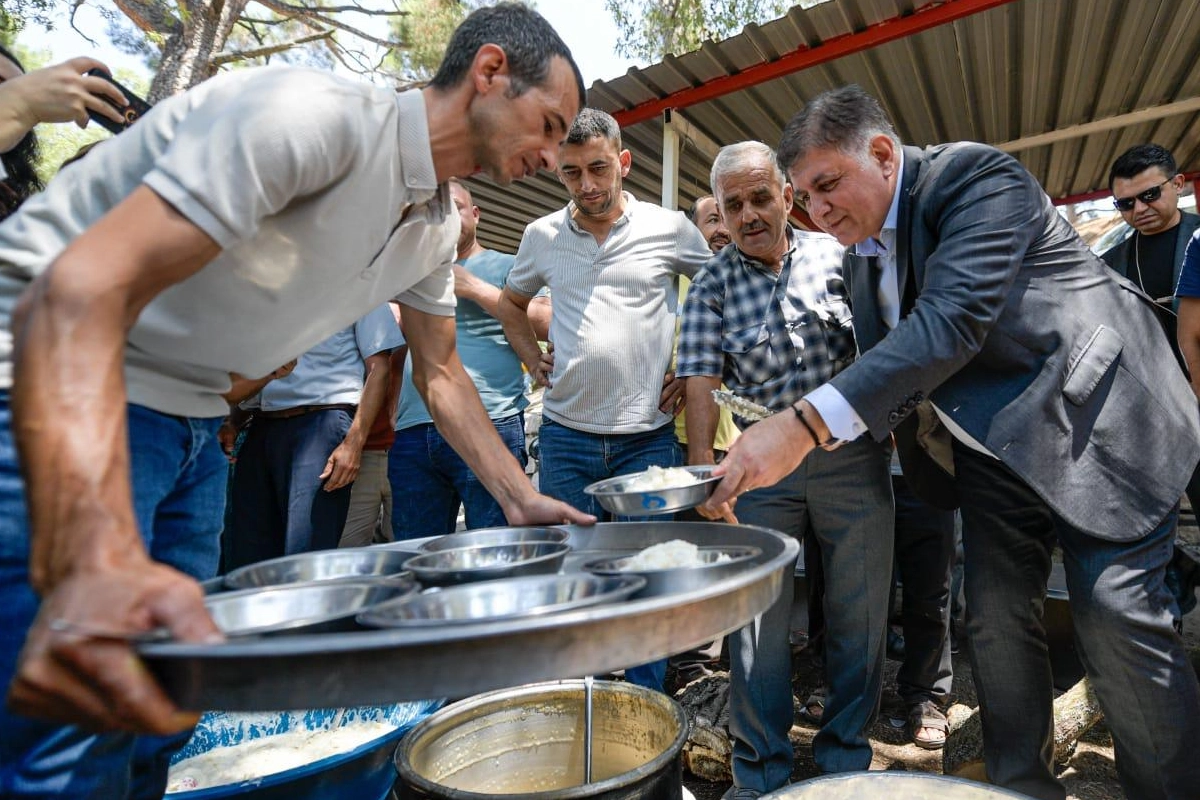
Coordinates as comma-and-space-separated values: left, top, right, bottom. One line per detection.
1175, 227, 1200, 298
258, 303, 402, 410
396, 249, 529, 428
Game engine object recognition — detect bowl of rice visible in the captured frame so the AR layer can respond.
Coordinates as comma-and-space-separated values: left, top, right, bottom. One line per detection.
581, 539, 761, 598
583, 465, 722, 516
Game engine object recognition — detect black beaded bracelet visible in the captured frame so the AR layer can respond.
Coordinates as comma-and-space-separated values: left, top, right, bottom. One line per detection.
792, 403, 822, 447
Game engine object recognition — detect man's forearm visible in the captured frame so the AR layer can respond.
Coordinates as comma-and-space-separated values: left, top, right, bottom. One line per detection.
685, 376, 721, 464
13, 275, 140, 592
343, 353, 391, 450
12, 187, 220, 593
1178, 299, 1200, 398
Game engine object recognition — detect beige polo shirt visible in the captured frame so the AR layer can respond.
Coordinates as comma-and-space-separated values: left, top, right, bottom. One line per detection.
0, 67, 456, 417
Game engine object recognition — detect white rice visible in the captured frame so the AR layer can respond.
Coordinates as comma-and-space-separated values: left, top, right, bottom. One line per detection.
165, 720, 395, 792
624, 539, 705, 570
621, 466, 700, 492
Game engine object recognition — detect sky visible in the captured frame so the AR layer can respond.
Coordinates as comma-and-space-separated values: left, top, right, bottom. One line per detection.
19, 1, 646, 88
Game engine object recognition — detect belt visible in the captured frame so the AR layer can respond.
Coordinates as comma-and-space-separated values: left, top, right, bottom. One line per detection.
256, 403, 357, 420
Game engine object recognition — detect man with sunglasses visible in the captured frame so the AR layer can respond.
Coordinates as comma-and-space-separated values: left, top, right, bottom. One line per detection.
1101, 144, 1198, 337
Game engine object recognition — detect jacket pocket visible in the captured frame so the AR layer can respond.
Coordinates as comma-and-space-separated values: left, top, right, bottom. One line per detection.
1063, 325, 1123, 406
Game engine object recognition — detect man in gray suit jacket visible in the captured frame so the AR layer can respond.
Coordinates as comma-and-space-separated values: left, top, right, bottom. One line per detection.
704, 85, 1200, 800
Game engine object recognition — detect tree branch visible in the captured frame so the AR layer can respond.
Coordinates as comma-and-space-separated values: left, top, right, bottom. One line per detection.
254, 2, 408, 17
111, 0, 182, 37
69, 1, 101, 47
254, 0, 406, 49
211, 27, 333, 64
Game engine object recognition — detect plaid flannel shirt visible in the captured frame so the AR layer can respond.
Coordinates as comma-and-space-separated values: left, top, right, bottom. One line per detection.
677, 227, 854, 424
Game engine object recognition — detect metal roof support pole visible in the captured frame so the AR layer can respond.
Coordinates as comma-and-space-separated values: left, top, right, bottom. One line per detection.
661, 109, 682, 211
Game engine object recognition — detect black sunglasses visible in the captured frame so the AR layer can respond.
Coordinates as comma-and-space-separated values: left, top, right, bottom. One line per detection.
1113, 177, 1173, 211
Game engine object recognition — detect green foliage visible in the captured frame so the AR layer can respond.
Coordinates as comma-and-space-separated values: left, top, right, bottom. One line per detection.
604, 0, 793, 61
387, 0, 478, 83
0, 0, 56, 38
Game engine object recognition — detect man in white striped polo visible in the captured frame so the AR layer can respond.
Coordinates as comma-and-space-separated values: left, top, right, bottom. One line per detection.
497, 108, 712, 690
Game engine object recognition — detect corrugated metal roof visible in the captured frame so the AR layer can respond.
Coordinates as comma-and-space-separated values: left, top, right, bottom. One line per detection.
467, 0, 1200, 253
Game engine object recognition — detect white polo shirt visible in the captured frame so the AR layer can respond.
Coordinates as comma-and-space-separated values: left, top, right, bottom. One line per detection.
0, 66, 457, 418
506, 194, 711, 433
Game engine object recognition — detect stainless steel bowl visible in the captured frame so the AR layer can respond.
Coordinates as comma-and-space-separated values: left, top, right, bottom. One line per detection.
582, 545, 761, 597
223, 547, 416, 590
584, 465, 722, 516
357, 573, 647, 628
205, 580, 416, 637
417, 526, 570, 553
403, 541, 570, 587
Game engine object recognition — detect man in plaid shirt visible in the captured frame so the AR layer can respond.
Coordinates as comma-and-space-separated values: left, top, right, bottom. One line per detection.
677, 141, 894, 798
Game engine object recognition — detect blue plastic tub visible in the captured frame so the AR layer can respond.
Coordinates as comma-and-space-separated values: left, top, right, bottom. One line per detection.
167, 701, 442, 800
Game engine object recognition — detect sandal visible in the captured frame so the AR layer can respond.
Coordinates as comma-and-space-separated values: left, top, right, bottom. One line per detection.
907, 699, 949, 750
797, 686, 825, 725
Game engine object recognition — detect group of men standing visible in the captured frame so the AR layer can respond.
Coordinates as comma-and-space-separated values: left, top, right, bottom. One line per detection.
0, 5, 1199, 800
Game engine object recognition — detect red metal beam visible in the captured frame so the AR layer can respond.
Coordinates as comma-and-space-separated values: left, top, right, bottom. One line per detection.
611, 0, 1020, 129
1053, 171, 1200, 207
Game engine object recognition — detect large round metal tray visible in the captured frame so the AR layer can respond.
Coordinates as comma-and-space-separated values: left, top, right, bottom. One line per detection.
139, 521, 797, 710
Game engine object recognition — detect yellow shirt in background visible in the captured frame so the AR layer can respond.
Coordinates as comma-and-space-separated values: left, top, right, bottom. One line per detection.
674, 276, 740, 453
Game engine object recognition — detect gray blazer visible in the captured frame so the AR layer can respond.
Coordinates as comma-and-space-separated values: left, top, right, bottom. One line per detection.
830, 143, 1200, 541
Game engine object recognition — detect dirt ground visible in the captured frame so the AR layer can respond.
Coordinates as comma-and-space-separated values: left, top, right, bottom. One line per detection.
680, 514, 1200, 800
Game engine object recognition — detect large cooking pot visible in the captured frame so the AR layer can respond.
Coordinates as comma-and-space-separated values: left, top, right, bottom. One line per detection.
763, 772, 1037, 798
167, 701, 441, 799
395, 680, 687, 800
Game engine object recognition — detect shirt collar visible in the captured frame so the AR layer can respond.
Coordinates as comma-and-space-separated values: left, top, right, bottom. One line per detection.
566, 191, 634, 234
395, 88, 438, 197
854, 148, 904, 257
733, 226, 798, 273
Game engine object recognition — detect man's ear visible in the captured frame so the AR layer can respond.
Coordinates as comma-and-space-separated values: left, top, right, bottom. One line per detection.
869, 134, 897, 177
619, 148, 632, 177
471, 43, 509, 95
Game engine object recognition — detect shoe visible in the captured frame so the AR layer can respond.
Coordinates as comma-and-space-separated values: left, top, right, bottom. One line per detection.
721, 787, 762, 800
906, 699, 949, 750
797, 686, 825, 726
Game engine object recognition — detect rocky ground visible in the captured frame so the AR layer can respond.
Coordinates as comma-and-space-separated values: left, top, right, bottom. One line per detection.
679, 514, 1200, 800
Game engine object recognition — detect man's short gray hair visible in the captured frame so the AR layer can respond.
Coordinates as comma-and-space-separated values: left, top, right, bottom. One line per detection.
566, 108, 621, 149
776, 85, 901, 174
711, 141, 787, 199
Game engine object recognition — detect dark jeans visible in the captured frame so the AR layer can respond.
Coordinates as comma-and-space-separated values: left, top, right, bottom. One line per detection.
0, 396, 226, 799
225, 409, 354, 569
891, 473, 955, 706
389, 413, 525, 541
955, 442, 1200, 800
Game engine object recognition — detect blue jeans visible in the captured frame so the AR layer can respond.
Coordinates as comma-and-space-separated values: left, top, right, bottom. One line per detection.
224, 409, 354, 569
0, 394, 226, 799
389, 413, 526, 541
954, 442, 1200, 800
537, 418, 682, 521
727, 437, 894, 789
537, 418, 681, 691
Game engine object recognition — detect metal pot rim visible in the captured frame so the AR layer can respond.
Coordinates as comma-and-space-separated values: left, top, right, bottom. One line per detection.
394, 679, 688, 800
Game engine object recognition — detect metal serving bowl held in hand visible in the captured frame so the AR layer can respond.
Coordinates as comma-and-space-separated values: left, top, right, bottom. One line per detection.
402, 541, 571, 587
357, 572, 647, 628
582, 545, 762, 598
222, 547, 416, 590
417, 526, 570, 553
584, 465, 723, 516
205, 580, 417, 637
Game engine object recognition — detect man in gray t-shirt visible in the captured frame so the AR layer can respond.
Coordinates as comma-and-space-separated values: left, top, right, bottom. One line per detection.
0, 7, 591, 798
